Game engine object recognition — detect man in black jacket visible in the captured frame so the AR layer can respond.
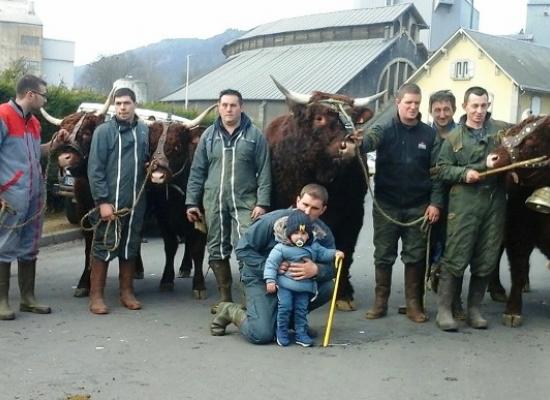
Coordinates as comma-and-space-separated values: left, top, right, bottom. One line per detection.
360, 83, 443, 323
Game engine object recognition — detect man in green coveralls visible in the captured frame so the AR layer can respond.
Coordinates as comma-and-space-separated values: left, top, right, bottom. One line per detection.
87, 88, 149, 315
436, 86, 510, 331
186, 89, 271, 311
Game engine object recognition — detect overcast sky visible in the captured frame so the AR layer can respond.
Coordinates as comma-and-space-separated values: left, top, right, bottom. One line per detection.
33, 0, 528, 66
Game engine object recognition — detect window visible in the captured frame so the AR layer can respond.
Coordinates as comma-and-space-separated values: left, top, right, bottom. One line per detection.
377, 59, 417, 109
23, 60, 40, 74
21, 35, 40, 46
451, 59, 474, 80
531, 96, 541, 115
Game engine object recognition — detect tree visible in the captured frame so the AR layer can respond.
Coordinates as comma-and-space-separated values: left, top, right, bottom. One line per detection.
79, 54, 133, 92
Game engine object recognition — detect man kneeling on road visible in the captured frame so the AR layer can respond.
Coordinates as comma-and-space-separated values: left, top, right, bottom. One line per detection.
210, 183, 336, 344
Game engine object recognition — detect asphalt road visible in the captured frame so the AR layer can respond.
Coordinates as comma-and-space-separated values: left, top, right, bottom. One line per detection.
1, 200, 550, 400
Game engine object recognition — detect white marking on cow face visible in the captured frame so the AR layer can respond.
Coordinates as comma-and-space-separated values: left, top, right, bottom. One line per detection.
151, 170, 166, 184
486, 153, 500, 169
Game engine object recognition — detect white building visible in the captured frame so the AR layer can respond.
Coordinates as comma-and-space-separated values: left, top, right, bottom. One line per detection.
0, 0, 74, 88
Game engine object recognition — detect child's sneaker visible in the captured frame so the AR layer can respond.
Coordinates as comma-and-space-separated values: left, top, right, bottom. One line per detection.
295, 332, 313, 347
276, 328, 290, 346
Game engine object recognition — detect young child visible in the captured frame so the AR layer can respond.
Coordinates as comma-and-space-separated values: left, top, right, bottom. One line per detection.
264, 209, 344, 347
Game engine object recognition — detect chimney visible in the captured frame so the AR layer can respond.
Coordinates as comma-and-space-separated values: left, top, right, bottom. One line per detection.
28, 1, 35, 15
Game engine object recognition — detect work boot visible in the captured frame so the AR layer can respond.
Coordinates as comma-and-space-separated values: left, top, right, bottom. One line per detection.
0, 262, 15, 320
467, 275, 489, 329
210, 259, 233, 314
436, 269, 459, 332
451, 275, 466, 321
404, 262, 428, 323
89, 258, 109, 315
365, 265, 392, 319
18, 259, 51, 314
119, 260, 142, 310
210, 302, 246, 336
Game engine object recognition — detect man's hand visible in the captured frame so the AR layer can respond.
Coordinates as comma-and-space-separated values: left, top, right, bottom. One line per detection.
424, 205, 440, 224
288, 258, 319, 280
250, 206, 266, 221
335, 250, 345, 259
186, 207, 203, 223
99, 203, 115, 221
266, 282, 277, 294
465, 169, 481, 183
348, 129, 364, 146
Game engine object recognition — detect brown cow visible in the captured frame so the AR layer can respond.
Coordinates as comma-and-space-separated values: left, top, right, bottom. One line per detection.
266, 76, 384, 310
146, 105, 215, 298
486, 115, 550, 326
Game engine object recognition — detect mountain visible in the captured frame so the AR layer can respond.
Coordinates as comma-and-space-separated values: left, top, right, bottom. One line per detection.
74, 29, 245, 100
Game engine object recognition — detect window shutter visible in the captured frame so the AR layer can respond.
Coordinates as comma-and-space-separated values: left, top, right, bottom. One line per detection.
467, 60, 475, 78
449, 61, 456, 79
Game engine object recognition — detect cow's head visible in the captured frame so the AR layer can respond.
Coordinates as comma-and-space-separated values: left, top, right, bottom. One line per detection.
271, 75, 384, 164
487, 115, 550, 187
148, 105, 215, 185
41, 88, 114, 173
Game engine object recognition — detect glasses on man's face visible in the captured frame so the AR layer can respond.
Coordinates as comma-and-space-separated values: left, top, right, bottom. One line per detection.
30, 90, 48, 100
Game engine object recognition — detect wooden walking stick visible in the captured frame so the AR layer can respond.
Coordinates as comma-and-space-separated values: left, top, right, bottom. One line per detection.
478, 155, 548, 177
323, 255, 344, 347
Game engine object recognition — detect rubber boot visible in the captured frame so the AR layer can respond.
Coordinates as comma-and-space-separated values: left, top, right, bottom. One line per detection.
0, 262, 15, 320
210, 302, 246, 336
404, 263, 428, 323
119, 260, 141, 310
209, 259, 233, 314
89, 258, 109, 315
436, 269, 459, 332
18, 259, 51, 314
467, 275, 489, 329
452, 275, 466, 321
365, 265, 392, 319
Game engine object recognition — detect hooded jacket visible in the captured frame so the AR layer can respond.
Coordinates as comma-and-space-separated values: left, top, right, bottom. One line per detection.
263, 215, 337, 294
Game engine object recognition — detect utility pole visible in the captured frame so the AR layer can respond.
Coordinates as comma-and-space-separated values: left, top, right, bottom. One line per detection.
185, 54, 191, 110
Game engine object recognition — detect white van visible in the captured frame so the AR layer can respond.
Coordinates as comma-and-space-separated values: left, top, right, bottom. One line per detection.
76, 102, 189, 123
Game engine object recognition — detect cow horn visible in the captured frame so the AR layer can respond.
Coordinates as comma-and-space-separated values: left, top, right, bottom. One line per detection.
180, 104, 217, 129
353, 90, 387, 108
270, 75, 311, 105
95, 86, 116, 116
40, 107, 63, 126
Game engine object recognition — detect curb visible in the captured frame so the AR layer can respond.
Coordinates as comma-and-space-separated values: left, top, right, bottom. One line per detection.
40, 228, 82, 247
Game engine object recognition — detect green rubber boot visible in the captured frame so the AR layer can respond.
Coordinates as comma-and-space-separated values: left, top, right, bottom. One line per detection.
18, 259, 51, 314
210, 302, 246, 336
0, 262, 15, 320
